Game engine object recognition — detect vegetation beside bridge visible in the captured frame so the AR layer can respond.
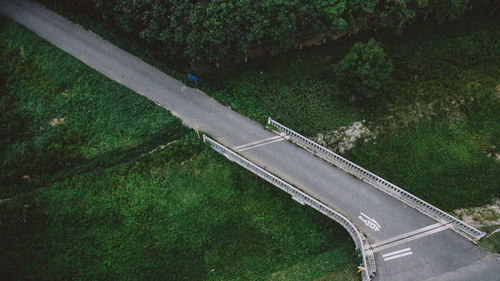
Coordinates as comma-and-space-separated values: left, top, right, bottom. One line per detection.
0, 18, 359, 281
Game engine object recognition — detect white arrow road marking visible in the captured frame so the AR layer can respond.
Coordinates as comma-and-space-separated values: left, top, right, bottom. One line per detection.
359, 212, 381, 231
382, 248, 413, 261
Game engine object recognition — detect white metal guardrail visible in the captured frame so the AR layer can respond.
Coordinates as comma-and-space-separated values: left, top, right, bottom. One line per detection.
203, 135, 375, 281
268, 118, 486, 242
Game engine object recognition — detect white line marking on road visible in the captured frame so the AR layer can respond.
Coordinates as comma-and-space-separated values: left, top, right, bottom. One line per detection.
382, 248, 413, 261
382, 248, 411, 258
234, 135, 284, 152
237, 138, 285, 151
373, 224, 450, 252
371, 223, 442, 248
234, 135, 282, 150
383, 251, 413, 261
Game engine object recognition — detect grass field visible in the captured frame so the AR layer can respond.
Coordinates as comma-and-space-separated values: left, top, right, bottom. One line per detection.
0, 18, 360, 281
205, 14, 500, 211
2, 2, 499, 280
30, 2, 499, 211
34, 0, 500, 211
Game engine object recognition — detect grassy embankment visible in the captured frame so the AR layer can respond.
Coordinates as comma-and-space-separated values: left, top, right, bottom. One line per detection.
478, 225, 500, 253
33, 0, 500, 212
207, 15, 500, 212
0, 18, 360, 281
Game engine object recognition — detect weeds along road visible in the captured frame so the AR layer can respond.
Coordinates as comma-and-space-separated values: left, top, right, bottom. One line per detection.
1, 0, 499, 280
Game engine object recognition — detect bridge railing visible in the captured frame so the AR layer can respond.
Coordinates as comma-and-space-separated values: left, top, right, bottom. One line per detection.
203, 135, 375, 281
268, 118, 485, 242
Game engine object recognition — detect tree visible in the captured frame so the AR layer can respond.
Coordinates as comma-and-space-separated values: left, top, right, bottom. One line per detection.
41, 0, 479, 72
425, 0, 471, 22
334, 39, 393, 103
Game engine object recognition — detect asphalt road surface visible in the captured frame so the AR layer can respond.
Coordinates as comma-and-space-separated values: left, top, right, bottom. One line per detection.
2, 0, 499, 280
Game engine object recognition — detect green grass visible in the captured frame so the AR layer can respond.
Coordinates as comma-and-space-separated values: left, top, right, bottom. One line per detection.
343, 15, 500, 210
346, 119, 500, 210
206, 14, 500, 211
207, 54, 363, 134
478, 225, 500, 254
0, 18, 360, 281
32, 0, 499, 210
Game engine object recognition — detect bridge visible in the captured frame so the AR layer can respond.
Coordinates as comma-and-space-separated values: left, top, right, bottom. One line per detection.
2, 0, 499, 280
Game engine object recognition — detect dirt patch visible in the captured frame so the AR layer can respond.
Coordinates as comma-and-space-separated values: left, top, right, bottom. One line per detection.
453, 198, 500, 228
315, 121, 372, 153
148, 140, 178, 154
380, 97, 468, 134
495, 84, 500, 100
49, 117, 65, 126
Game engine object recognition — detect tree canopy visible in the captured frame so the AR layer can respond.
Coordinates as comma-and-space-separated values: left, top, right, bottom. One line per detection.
41, 0, 481, 70
334, 39, 393, 103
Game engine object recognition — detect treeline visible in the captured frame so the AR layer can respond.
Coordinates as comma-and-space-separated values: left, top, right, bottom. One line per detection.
39, 0, 494, 70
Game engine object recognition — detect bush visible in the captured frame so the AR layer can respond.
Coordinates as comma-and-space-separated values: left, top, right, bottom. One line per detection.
334, 39, 393, 103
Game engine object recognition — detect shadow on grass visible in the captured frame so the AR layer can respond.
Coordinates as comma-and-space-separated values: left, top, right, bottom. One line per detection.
1, 126, 192, 199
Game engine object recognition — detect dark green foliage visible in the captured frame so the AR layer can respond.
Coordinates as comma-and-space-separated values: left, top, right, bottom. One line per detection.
207, 14, 500, 211
36, 0, 485, 70
341, 16, 500, 210
209, 55, 363, 135
334, 39, 393, 103
0, 19, 359, 281
346, 118, 500, 210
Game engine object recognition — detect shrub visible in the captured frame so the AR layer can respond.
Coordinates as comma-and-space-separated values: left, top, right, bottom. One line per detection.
334, 39, 393, 103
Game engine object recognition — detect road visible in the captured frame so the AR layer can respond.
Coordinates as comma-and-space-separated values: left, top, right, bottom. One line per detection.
1, 0, 498, 280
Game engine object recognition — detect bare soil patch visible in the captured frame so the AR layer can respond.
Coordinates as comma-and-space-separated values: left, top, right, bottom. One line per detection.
49, 117, 65, 126
453, 198, 500, 228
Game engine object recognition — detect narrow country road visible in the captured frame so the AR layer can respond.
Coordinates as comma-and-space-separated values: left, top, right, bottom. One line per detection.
1, 0, 498, 280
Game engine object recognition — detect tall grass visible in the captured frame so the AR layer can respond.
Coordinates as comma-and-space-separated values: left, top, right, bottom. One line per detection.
0, 18, 359, 281
209, 14, 500, 211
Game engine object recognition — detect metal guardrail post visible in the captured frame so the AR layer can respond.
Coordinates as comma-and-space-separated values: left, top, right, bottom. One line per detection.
267, 118, 486, 242
203, 135, 375, 280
